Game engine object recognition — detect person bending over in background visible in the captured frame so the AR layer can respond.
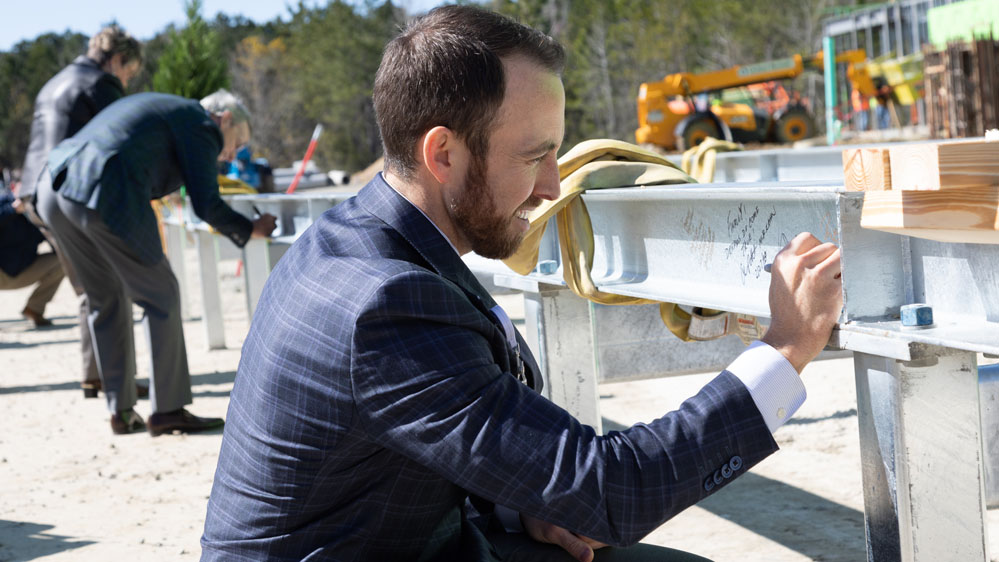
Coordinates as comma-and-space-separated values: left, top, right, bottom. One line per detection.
36, 89, 277, 437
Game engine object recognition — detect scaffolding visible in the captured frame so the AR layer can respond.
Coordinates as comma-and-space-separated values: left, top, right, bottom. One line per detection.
822, 0, 969, 127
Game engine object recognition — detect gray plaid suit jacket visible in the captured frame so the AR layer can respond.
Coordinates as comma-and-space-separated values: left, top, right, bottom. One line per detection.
201, 173, 779, 561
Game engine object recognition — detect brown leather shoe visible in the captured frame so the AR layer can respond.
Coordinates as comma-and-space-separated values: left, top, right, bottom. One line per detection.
21, 307, 52, 328
81, 380, 150, 400
111, 408, 146, 435
147, 408, 224, 437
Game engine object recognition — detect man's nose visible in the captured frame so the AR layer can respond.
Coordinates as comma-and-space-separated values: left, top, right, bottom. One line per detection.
534, 156, 561, 201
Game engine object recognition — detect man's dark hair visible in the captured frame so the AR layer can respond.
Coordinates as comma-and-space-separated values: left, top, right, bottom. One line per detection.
374, 5, 565, 179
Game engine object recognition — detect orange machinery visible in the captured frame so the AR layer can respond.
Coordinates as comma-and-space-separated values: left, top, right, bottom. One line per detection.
636, 49, 873, 150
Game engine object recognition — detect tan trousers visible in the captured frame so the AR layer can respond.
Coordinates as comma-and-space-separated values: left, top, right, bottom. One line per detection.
0, 252, 64, 316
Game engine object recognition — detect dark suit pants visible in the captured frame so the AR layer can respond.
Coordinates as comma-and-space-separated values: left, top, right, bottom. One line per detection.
36, 178, 192, 414
23, 200, 99, 384
486, 529, 714, 562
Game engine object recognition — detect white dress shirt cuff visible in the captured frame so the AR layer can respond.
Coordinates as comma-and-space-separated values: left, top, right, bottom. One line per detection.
725, 341, 806, 433
494, 504, 524, 533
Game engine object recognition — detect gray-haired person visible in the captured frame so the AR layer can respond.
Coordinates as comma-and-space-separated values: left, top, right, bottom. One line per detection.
36, 89, 277, 436
18, 24, 142, 396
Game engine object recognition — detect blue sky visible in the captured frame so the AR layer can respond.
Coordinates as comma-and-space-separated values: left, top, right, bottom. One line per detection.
1, 0, 449, 52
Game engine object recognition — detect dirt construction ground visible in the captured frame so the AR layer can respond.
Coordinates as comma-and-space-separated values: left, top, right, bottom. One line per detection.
2, 253, 999, 561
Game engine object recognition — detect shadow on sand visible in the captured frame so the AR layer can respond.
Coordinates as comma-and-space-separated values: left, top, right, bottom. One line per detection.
0, 520, 96, 560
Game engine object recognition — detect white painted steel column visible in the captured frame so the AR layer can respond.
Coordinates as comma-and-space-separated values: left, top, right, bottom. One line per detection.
243, 238, 270, 317
521, 285, 601, 433
758, 154, 778, 181
979, 364, 999, 508
164, 222, 192, 321
854, 348, 988, 562
723, 156, 737, 182
195, 230, 226, 350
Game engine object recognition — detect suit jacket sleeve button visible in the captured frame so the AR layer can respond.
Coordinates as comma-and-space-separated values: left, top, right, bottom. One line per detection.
713, 469, 724, 485
729, 455, 743, 471
721, 464, 733, 478
704, 477, 715, 492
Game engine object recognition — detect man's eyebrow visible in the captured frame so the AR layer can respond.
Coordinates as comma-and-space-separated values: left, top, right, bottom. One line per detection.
518, 140, 559, 158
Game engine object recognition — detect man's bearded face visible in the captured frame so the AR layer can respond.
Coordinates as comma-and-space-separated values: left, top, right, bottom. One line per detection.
449, 152, 541, 259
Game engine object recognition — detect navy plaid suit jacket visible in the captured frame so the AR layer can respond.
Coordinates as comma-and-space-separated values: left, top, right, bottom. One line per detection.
201, 173, 779, 561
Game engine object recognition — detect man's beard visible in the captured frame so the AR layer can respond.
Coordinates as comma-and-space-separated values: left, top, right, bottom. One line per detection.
449, 154, 541, 259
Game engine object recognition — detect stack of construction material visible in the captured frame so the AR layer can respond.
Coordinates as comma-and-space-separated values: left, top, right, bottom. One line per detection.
842, 140, 999, 243
924, 37, 999, 139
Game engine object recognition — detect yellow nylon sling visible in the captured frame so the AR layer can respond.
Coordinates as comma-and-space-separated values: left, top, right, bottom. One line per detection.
153, 175, 258, 254
504, 138, 745, 342
504, 138, 691, 300
680, 137, 743, 183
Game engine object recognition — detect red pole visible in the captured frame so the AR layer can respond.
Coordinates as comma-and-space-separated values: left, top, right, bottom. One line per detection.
285, 124, 324, 194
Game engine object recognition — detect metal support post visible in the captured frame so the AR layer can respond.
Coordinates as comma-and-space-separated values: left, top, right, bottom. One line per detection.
720, 156, 735, 183
195, 230, 226, 350
164, 222, 192, 321
853, 347, 988, 562
242, 238, 271, 317
759, 154, 778, 181
520, 284, 601, 433
980, 364, 999, 508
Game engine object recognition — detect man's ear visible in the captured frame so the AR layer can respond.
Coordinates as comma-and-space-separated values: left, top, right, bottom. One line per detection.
421, 126, 459, 185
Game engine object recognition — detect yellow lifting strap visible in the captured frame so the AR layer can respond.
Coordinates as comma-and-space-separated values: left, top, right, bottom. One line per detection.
661, 304, 766, 344
217, 174, 259, 195
504, 139, 692, 303
504, 138, 764, 344
207, 176, 258, 235
151, 199, 170, 256
153, 175, 257, 254
680, 137, 742, 183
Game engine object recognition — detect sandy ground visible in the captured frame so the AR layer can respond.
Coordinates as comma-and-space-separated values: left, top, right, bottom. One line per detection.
1, 252, 998, 561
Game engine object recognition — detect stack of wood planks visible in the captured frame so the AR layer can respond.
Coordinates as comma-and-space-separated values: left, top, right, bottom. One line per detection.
843, 140, 999, 243
924, 37, 999, 140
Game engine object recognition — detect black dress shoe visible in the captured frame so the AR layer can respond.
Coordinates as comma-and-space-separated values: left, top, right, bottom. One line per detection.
82, 380, 150, 400
21, 307, 53, 328
111, 409, 146, 435
147, 408, 224, 437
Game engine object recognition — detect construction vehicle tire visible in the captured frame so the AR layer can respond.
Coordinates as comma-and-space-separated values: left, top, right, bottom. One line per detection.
775, 107, 816, 143
675, 113, 721, 152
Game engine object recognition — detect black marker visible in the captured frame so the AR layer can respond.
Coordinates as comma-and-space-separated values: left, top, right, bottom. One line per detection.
252, 205, 263, 217
763, 263, 772, 273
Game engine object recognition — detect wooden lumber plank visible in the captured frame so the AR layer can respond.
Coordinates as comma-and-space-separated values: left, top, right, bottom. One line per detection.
842, 147, 892, 191
861, 186, 999, 244
889, 140, 999, 190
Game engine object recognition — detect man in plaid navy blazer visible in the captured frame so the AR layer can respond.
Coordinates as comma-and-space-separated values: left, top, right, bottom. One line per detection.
202, 6, 843, 562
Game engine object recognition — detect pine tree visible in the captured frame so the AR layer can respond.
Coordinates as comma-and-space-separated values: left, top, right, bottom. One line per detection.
152, 0, 229, 98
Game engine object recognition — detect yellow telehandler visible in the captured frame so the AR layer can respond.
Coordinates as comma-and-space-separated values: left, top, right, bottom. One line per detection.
636, 49, 874, 151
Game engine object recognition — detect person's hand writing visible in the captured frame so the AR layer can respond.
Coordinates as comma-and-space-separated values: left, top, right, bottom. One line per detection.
761, 232, 843, 373
521, 513, 608, 562
251, 213, 277, 238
